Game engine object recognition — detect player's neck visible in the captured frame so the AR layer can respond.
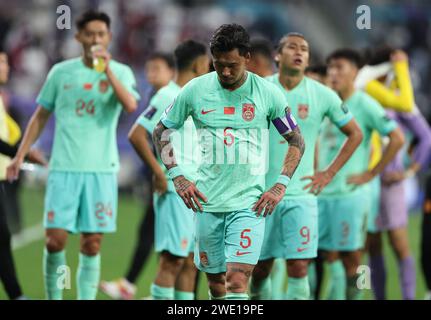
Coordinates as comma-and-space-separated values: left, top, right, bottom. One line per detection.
175, 70, 195, 88
278, 70, 304, 91
339, 85, 355, 101
82, 56, 94, 69
219, 71, 248, 91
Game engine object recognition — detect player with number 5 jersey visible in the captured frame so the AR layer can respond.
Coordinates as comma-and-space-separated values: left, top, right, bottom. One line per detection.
6, 11, 139, 300
153, 24, 305, 300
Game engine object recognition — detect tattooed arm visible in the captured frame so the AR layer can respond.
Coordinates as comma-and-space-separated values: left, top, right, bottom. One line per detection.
152, 121, 207, 212
253, 126, 305, 217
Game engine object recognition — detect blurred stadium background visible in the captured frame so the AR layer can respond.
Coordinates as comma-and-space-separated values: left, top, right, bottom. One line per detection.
0, 0, 430, 299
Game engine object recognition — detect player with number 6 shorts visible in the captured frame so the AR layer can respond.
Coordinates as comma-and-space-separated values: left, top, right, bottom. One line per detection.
6, 10, 139, 300
153, 24, 305, 300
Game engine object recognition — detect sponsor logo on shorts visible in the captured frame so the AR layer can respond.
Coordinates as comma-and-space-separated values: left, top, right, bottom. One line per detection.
297, 247, 308, 253
199, 252, 209, 266
236, 250, 251, 256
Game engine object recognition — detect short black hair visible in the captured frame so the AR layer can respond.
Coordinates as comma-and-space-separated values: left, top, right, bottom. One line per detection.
174, 40, 207, 71
250, 38, 274, 62
210, 24, 250, 57
305, 65, 327, 77
76, 10, 111, 31
365, 45, 394, 66
327, 48, 364, 69
277, 32, 306, 53
147, 52, 175, 69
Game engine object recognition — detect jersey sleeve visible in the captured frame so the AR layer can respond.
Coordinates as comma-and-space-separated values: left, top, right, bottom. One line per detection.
324, 89, 353, 128
137, 92, 172, 134
364, 99, 398, 136
120, 65, 141, 100
268, 84, 298, 135
364, 61, 414, 113
36, 66, 59, 111
160, 85, 193, 129
268, 84, 289, 120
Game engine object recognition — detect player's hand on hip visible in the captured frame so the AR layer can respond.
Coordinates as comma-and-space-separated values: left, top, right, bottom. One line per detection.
302, 170, 334, 195
6, 157, 23, 182
347, 171, 374, 186
27, 148, 48, 167
153, 172, 168, 195
380, 171, 404, 186
253, 183, 286, 217
173, 176, 207, 212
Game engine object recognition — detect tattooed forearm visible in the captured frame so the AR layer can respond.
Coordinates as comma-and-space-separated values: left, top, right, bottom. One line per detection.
152, 121, 177, 170
281, 127, 305, 178
269, 184, 285, 196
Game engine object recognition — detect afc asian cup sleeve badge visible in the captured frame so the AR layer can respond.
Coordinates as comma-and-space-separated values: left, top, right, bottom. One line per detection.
242, 103, 255, 121
298, 104, 309, 119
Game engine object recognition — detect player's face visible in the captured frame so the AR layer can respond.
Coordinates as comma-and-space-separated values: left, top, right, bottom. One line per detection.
76, 20, 112, 60
277, 36, 309, 73
212, 48, 250, 88
327, 58, 358, 93
0, 53, 9, 85
195, 54, 210, 77
145, 58, 174, 90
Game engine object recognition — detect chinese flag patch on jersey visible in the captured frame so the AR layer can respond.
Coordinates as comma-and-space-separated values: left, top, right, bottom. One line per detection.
242, 103, 255, 121
224, 106, 235, 115
83, 83, 93, 90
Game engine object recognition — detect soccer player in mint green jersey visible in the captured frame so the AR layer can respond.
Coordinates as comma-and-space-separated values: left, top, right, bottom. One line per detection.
318, 49, 404, 300
7, 11, 139, 300
250, 33, 363, 300
153, 24, 305, 300
127, 40, 209, 300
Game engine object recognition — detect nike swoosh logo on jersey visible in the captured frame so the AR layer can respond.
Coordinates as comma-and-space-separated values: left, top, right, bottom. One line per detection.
236, 250, 252, 256
201, 109, 216, 115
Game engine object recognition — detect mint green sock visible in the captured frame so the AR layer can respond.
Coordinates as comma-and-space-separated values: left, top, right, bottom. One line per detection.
209, 290, 226, 300
346, 275, 363, 300
285, 276, 310, 300
151, 283, 174, 300
249, 277, 272, 300
271, 259, 286, 299
308, 262, 317, 300
225, 292, 249, 300
43, 249, 66, 300
174, 290, 194, 300
326, 260, 346, 300
77, 253, 100, 300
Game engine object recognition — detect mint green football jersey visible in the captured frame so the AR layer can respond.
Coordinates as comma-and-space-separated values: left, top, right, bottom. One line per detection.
318, 90, 397, 196
161, 71, 289, 212
265, 75, 353, 199
137, 81, 199, 192
37, 57, 139, 173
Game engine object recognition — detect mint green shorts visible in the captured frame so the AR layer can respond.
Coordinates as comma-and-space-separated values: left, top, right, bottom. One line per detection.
260, 197, 318, 260
194, 209, 265, 274
44, 171, 117, 234
154, 191, 195, 257
318, 189, 369, 252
